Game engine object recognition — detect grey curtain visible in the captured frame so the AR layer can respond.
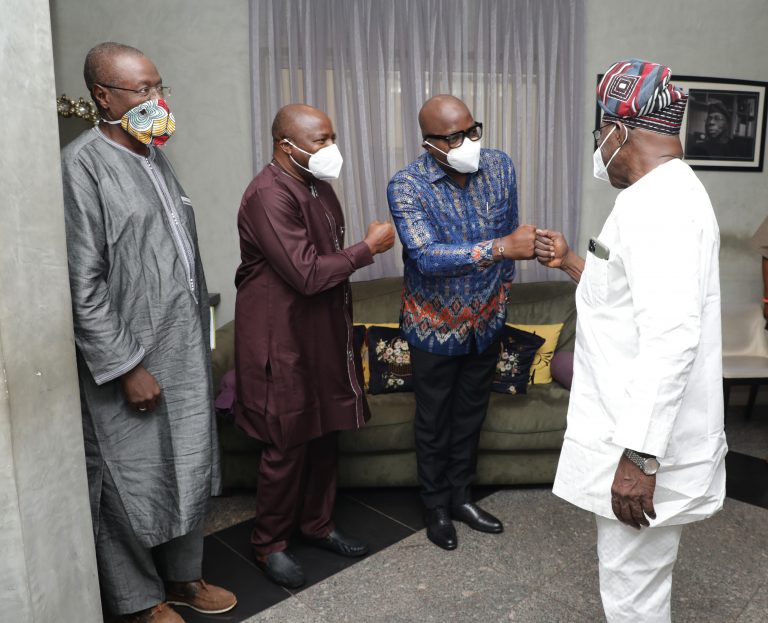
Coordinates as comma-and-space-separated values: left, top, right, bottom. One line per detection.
249, 0, 584, 282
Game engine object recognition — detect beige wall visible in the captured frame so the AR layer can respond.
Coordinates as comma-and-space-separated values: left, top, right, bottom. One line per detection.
51, 0, 253, 324
581, 0, 768, 305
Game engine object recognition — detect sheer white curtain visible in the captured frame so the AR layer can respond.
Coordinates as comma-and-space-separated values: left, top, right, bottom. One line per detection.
249, 0, 584, 282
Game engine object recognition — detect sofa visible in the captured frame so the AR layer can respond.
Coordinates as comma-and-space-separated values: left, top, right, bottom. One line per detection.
211, 277, 577, 489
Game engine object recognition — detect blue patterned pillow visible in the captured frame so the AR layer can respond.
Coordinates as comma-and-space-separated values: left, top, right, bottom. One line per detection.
492, 326, 545, 395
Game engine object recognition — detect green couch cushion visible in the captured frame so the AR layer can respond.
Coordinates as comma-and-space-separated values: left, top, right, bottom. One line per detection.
350, 277, 403, 323
338, 383, 568, 455
480, 384, 569, 450
337, 450, 561, 487
338, 392, 416, 453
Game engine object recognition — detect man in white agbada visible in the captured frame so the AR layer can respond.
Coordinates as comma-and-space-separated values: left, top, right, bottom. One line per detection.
535, 58, 726, 622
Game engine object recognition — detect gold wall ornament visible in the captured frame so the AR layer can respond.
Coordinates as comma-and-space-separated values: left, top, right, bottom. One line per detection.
57, 94, 100, 125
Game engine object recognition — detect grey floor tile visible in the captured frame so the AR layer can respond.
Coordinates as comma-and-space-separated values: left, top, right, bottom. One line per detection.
213, 482, 768, 622
507, 592, 602, 622
540, 498, 768, 623
537, 498, 768, 623
736, 580, 768, 622
538, 547, 604, 618
467, 488, 597, 585
295, 532, 530, 622
242, 597, 327, 622
671, 499, 768, 622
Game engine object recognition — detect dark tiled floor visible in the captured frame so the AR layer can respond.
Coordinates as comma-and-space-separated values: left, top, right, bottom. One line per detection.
725, 397, 768, 510
181, 538, 288, 622
186, 488, 468, 623
725, 451, 768, 510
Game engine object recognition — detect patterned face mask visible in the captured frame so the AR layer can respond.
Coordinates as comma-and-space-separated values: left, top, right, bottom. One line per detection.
102, 99, 176, 145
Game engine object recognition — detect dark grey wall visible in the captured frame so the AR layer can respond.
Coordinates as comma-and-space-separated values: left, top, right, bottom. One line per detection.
0, 0, 102, 619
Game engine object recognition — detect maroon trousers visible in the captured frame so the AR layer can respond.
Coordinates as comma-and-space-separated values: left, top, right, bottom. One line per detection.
251, 432, 338, 556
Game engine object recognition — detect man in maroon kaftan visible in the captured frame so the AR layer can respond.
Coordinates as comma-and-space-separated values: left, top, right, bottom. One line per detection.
234, 104, 395, 588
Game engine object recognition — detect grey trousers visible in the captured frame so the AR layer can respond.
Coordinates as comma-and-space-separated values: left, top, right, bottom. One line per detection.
96, 467, 204, 615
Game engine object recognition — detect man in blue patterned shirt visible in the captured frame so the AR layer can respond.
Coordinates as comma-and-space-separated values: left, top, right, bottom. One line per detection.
387, 95, 535, 550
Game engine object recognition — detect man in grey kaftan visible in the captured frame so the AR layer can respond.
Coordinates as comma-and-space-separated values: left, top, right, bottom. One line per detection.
61, 42, 235, 622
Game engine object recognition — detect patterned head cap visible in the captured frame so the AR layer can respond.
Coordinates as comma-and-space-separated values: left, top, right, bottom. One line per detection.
597, 59, 688, 135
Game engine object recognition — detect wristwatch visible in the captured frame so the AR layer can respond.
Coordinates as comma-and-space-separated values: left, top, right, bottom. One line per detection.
623, 448, 660, 476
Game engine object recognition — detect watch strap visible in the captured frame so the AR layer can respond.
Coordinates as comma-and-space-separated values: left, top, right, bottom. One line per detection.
623, 448, 657, 474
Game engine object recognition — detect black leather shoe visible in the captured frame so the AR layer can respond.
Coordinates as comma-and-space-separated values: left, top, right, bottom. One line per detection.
451, 502, 504, 534
424, 507, 457, 550
303, 528, 369, 557
253, 550, 305, 588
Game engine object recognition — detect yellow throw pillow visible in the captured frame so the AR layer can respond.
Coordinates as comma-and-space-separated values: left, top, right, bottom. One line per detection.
360, 323, 401, 389
507, 323, 564, 384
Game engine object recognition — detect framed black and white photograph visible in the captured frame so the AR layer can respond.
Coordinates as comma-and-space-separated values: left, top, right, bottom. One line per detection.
679, 76, 767, 171
596, 75, 768, 172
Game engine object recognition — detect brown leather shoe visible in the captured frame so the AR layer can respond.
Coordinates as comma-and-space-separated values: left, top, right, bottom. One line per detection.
114, 602, 185, 623
165, 579, 237, 614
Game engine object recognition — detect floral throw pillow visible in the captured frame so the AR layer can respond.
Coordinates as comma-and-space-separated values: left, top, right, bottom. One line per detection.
367, 325, 414, 394
492, 325, 546, 395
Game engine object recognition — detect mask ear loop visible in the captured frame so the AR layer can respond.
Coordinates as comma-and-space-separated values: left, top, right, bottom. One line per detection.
280, 139, 314, 176
423, 139, 463, 173
602, 124, 628, 170
422, 139, 450, 157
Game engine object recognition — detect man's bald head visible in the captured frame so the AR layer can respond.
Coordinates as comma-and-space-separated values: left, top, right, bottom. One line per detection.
271, 104, 332, 144
84, 42, 145, 92
270, 104, 337, 179
418, 95, 473, 137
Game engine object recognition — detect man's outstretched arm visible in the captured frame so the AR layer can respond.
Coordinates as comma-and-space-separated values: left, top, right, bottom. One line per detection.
534, 228, 585, 283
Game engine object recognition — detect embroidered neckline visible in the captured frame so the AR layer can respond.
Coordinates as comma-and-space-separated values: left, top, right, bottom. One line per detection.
93, 126, 155, 162
269, 160, 317, 197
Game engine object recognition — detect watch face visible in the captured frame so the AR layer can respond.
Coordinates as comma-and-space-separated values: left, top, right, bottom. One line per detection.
644, 457, 660, 475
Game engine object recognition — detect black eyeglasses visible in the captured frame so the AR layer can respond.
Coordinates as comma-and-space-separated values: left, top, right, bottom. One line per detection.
593, 122, 630, 146
592, 124, 613, 145
424, 122, 483, 149
96, 83, 172, 98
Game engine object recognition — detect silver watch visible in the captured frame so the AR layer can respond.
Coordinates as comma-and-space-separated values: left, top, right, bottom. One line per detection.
623, 448, 660, 476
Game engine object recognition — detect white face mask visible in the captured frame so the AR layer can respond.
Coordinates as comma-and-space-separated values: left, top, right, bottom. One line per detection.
424, 138, 482, 174
593, 124, 627, 182
283, 140, 343, 180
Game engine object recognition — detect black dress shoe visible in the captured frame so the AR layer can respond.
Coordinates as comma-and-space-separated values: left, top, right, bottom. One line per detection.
253, 550, 305, 588
451, 502, 504, 534
424, 507, 457, 550
303, 528, 369, 557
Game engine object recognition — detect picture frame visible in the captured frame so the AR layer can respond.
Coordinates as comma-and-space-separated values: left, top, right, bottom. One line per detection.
595, 75, 768, 172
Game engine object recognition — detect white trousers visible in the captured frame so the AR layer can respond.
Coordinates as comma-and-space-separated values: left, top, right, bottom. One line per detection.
596, 515, 684, 623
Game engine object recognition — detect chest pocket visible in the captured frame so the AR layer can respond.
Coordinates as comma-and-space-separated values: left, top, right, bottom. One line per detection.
474, 198, 507, 233
581, 252, 609, 308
